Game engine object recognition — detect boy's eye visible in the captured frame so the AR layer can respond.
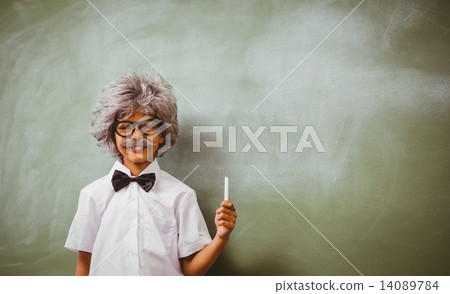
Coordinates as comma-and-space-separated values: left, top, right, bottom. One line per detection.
141, 122, 158, 134
114, 119, 161, 137
115, 122, 133, 136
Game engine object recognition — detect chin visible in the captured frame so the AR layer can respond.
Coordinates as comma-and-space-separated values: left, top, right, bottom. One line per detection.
122, 151, 155, 163
128, 154, 151, 163
131, 157, 151, 164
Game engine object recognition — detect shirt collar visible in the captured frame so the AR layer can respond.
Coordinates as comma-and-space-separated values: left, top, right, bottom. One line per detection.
109, 158, 162, 185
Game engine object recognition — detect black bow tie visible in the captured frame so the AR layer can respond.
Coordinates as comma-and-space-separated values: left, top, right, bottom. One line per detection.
111, 170, 156, 192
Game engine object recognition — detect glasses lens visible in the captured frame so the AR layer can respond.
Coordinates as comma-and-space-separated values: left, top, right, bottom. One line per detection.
140, 120, 160, 135
116, 121, 133, 137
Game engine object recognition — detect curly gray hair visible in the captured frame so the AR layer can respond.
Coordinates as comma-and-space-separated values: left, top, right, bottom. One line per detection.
90, 71, 179, 158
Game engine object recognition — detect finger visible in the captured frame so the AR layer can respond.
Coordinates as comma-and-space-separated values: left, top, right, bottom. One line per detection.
221, 200, 235, 211
216, 212, 236, 223
216, 205, 236, 214
217, 220, 235, 231
216, 206, 237, 218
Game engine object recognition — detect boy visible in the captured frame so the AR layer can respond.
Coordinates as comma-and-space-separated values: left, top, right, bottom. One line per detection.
64, 71, 237, 275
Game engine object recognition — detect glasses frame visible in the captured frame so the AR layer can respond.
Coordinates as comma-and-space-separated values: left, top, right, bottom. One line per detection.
112, 118, 164, 138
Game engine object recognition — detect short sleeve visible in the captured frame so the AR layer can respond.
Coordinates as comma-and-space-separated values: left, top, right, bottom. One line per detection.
176, 189, 212, 258
64, 189, 100, 253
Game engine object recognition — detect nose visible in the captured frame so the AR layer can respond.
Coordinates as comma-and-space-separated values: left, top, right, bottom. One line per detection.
131, 125, 144, 139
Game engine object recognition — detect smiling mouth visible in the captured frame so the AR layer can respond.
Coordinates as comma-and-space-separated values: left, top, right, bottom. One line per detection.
131, 146, 146, 152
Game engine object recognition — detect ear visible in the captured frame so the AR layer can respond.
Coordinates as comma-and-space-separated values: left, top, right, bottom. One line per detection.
155, 135, 165, 157
158, 135, 165, 145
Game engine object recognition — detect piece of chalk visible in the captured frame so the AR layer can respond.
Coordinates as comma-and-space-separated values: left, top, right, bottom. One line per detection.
224, 176, 229, 201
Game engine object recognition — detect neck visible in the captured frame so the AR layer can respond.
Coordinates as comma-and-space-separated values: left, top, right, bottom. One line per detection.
122, 158, 153, 176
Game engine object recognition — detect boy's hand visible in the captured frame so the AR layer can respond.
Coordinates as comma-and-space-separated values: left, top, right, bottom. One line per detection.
215, 200, 237, 241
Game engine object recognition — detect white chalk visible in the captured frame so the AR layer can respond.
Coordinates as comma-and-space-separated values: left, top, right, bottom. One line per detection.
224, 176, 229, 201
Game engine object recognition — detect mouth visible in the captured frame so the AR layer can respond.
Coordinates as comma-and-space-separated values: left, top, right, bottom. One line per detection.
131, 146, 146, 152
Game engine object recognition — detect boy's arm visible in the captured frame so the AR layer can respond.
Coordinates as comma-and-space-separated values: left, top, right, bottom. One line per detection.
181, 200, 236, 276
75, 251, 92, 276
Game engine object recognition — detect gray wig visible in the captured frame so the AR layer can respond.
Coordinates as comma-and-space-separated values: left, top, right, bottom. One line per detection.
90, 71, 179, 158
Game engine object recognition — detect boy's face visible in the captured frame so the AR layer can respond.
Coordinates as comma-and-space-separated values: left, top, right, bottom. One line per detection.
114, 109, 164, 165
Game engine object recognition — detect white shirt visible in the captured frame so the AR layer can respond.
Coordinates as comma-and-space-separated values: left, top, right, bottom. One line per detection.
64, 159, 212, 275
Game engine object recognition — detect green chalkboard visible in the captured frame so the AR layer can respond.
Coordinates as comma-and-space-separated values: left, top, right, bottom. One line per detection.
0, 0, 449, 275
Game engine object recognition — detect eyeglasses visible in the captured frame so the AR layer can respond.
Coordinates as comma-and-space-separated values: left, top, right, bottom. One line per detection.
112, 118, 163, 138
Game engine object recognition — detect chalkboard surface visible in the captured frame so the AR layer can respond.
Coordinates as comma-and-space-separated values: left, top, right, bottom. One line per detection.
1, 0, 449, 275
